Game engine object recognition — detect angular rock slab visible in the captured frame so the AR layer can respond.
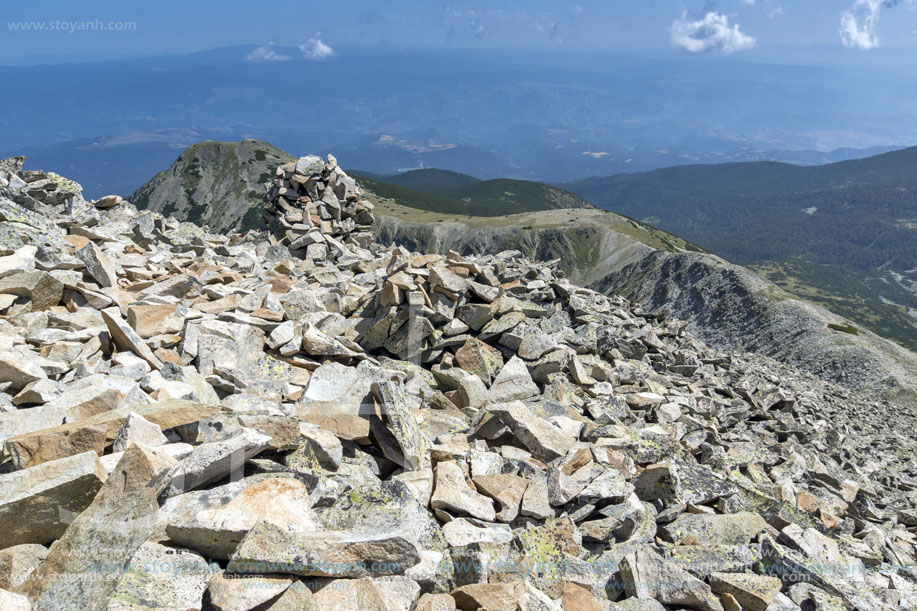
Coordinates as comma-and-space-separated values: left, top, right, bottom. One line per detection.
430, 461, 496, 522
0, 270, 63, 310
0, 450, 107, 548
295, 361, 376, 442
619, 549, 724, 611
0, 544, 48, 591
454, 337, 503, 386
229, 521, 421, 578
659, 512, 769, 546
266, 582, 317, 611
4, 400, 219, 469
451, 583, 528, 611
112, 411, 168, 453
75, 241, 118, 288
489, 356, 540, 403
101, 306, 164, 370
21, 445, 178, 611
441, 518, 514, 548
162, 428, 272, 497
0, 245, 36, 279
634, 460, 738, 507
487, 401, 576, 462
317, 479, 445, 563
709, 572, 782, 611
162, 474, 316, 560
372, 380, 425, 470
108, 541, 211, 611
0, 352, 47, 394
206, 572, 294, 611
471, 474, 528, 522
415, 592, 457, 611
311, 576, 415, 611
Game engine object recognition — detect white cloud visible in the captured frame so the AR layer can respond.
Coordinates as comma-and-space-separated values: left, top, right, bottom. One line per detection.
244, 43, 290, 62
840, 0, 908, 50
300, 36, 334, 59
670, 11, 757, 54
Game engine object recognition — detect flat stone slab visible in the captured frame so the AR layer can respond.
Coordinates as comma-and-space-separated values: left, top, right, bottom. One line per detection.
229, 521, 422, 578
162, 474, 316, 559
487, 401, 576, 462
0, 451, 107, 547
162, 428, 272, 497
4, 400, 220, 469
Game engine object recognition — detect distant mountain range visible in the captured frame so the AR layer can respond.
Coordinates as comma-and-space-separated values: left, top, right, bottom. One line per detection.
128, 140, 595, 231
2, 45, 913, 197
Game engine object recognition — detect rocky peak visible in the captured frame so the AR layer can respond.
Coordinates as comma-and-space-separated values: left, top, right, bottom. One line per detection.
130, 139, 293, 234
0, 155, 914, 609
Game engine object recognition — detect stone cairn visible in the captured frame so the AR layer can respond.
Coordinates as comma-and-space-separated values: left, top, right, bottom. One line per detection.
0, 154, 916, 609
264, 154, 375, 261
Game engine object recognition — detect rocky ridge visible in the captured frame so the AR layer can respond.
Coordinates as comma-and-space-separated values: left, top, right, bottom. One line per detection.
0, 155, 916, 609
130, 139, 917, 406
597, 251, 917, 410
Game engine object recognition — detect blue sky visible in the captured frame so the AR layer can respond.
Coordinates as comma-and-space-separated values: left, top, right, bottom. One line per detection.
3, 1, 917, 62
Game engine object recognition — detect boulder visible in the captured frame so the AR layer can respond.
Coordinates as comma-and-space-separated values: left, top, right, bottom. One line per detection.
162, 428, 272, 496
0, 451, 107, 547
430, 461, 496, 521
659, 512, 769, 546
487, 401, 576, 462
162, 474, 316, 559
74, 241, 118, 288
206, 572, 294, 611
0, 270, 63, 310
709, 572, 783, 611
0, 544, 48, 591
21, 446, 178, 610
4, 400, 219, 469
101, 306, 164, 370
108, 541, 211, 610
619, 550, 724, 611
229, 521, 421, 578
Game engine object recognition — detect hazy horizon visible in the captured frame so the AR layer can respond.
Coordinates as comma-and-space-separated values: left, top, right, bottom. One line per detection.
4, 0, 917, 64
4, 1, 917, 195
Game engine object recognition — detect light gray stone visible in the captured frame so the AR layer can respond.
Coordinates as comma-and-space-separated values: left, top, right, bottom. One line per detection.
21, 446, 178, 611
75, 241, 118, 288
163, 428, 271, 497
162, 474, 316, 560
0, 451, 107, 548
430, 461, 496, 521
488, 401, 576, 462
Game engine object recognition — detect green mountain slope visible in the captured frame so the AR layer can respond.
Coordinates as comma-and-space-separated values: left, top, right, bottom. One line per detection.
372, 168, 481, 190
569, 147, 917, 350
355, 173, 592, 217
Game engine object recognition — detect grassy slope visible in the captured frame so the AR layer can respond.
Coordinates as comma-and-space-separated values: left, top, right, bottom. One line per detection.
364, 187, 705, 254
